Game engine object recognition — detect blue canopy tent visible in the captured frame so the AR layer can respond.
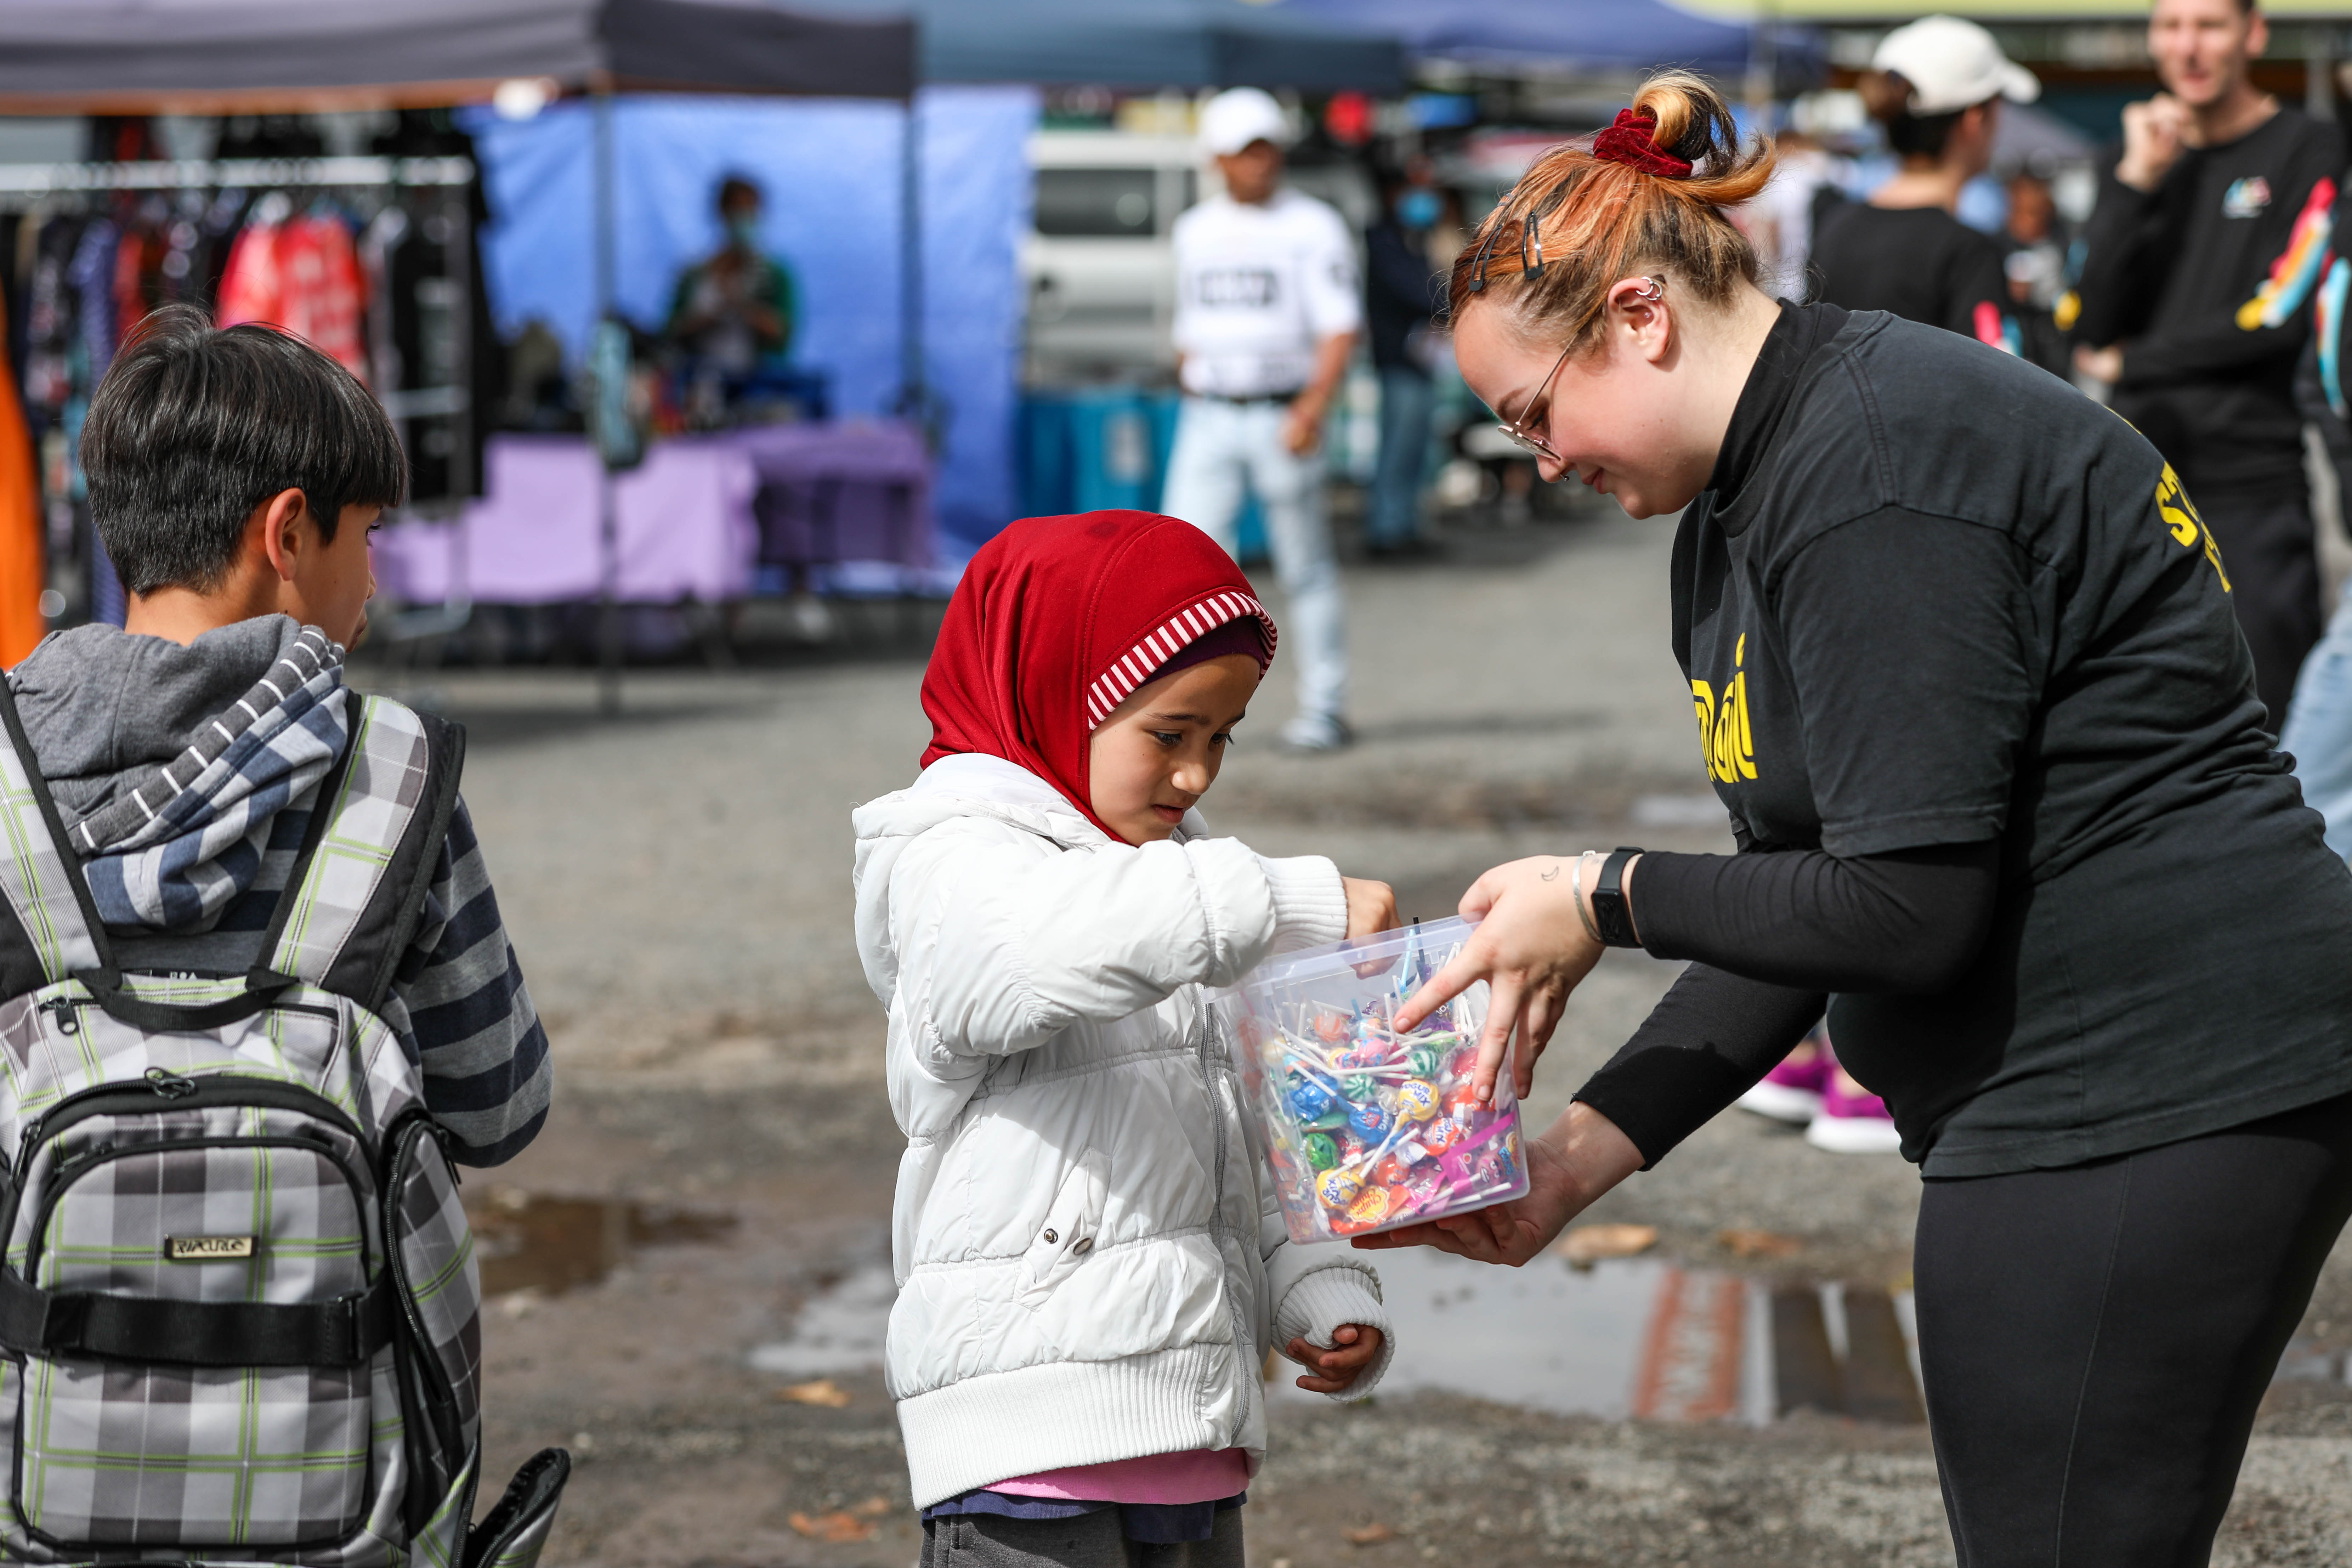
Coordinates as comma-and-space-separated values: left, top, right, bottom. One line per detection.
809, 0, 1407, 91
1282, 0, 1753, 75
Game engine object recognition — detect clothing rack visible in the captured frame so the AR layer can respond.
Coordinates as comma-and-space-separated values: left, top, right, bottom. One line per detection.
0, 156, 472, 200
0, 154, 478, 648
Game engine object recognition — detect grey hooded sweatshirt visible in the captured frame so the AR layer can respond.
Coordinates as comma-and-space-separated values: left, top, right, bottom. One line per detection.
6, 616, 549, 1165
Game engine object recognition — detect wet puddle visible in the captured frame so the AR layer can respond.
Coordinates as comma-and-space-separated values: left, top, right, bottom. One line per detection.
469, 1190, 737, 1297
1264, 1247, 1923, 1425
748, 1262, 897, 1378
747, 1242, 1927, 1426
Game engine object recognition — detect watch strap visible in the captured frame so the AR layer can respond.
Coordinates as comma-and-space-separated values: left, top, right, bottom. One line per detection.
1592, 846, 1643, 948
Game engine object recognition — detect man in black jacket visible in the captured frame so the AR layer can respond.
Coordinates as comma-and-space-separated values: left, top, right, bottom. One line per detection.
2073, 0, 2342, 722
1363, 164, 1448, 557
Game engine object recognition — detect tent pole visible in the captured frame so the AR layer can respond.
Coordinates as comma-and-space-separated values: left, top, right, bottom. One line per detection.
594, 85, 621, 718
898, 89, 925, 437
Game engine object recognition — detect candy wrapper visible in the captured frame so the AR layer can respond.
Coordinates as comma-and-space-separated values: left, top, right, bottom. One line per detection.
1213, 917, 1529, 1244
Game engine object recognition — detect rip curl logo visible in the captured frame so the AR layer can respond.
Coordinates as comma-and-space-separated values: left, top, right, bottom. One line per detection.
1692, 633, 1758, 785
2156, 463, 2232, 592
166, 1235, 255, 1261
2223, 176, 2272, 219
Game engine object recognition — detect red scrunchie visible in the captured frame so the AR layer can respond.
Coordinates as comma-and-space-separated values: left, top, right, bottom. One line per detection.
1591, 108, 1694, 179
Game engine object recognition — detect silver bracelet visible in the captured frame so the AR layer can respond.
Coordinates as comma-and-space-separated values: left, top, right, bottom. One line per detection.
1569, 851, 1602, 944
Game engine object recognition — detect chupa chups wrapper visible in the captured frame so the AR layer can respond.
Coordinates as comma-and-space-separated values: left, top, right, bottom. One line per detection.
1214, 918, 1530, 1245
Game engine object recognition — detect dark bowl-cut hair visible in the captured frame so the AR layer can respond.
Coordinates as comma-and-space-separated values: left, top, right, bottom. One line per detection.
81, 304, 406, 596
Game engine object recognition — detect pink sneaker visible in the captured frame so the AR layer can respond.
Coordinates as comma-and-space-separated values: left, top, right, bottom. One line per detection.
1804, 1068, 1903, 1153
1736, 1029, 1832, 1125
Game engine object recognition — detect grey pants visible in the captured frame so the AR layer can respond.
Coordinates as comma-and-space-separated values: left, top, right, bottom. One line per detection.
919, 1508, 1245, 1568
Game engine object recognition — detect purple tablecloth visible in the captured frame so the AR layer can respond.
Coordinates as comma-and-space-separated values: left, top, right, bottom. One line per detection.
725, 421, 935, 570
374, 424, 934, 606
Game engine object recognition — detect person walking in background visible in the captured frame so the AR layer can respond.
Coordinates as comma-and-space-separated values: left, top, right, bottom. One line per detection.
2073, 0, 2343, 725
1162, 87, 1361, 753
2003, 170, 2079, 377
1807, 15, 2036, 357
2276, 176, 2352, 864
1734, 124, 1845, 303
1363, 161, 1446, 560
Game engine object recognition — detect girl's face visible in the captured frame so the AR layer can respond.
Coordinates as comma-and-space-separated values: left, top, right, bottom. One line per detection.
1087, 654, 1262, 845
1452, 285, 1718, 520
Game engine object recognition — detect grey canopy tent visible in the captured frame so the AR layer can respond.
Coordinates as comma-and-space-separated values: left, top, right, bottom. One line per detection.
0, 0, 914, 109
0, 0, 919, 708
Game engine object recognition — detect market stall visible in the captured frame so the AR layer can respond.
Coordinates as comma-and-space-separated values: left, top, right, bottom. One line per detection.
0, 0, 923, 691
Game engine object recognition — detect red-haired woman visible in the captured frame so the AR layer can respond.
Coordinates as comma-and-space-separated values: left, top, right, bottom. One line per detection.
1367, 70, 2352, 1564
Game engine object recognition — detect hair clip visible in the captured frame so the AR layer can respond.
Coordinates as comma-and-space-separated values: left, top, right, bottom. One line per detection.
1466, 213, 1504, 293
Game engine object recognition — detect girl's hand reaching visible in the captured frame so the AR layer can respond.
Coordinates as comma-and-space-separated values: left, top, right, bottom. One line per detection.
1285, 1325, 1385, 1393
1341, 877, 1401, 939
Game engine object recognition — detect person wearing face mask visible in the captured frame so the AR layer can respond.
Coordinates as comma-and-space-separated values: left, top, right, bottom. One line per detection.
1807, 16, 2035, 357
1354, 72, 2352, 1562
1363, 165, 1448, 558
666, 174, 797, 380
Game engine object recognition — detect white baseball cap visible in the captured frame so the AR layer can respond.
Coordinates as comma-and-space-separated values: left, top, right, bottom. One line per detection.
1199, 87, 1291, 158
1872, 15, 2040, 115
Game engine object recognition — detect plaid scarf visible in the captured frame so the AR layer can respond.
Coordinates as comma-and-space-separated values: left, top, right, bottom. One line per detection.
73, 626, 350, 932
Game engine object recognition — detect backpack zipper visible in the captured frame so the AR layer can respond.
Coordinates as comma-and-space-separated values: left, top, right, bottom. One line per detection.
16, 1071, 366, 1185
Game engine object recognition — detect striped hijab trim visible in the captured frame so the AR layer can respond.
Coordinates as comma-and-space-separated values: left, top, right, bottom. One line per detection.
1084, 591, 1277, 729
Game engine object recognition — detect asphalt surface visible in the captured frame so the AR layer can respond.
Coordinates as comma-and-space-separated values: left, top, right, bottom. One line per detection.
366, 507, 2352, 1567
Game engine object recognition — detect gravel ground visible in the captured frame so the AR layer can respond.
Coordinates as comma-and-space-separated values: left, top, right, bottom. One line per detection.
365, 508, 2352, 1566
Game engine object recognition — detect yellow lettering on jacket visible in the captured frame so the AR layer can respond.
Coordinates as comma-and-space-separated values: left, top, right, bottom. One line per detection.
2156, 463, 2232, 592
1691, 634, 1758, 784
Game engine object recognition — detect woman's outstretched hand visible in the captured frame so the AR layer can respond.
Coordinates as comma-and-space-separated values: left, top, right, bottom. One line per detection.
1395, 855, 1610, 1104
1351, 1103, 1644, 1267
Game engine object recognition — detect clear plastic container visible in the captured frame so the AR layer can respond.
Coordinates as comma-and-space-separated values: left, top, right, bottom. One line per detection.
1215, 918, 1529, 1244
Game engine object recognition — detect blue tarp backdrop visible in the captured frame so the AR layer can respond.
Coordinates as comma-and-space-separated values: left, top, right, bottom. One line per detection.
465, 85, 1038, 560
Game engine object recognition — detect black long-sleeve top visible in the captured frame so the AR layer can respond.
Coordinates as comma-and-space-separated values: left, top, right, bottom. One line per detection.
2070, 107, 2341, 494
1567, 302, 2352, 1177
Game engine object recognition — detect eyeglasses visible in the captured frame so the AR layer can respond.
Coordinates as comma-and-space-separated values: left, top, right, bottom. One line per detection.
1491, 276, 1666, 465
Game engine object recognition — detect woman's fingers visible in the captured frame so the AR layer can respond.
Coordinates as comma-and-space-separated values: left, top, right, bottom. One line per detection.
1394, 942, 1486, 1033
1471, 972, 1523, 1104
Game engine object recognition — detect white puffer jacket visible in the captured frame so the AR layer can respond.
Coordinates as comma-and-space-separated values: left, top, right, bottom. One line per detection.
852, 753, 1393, 1507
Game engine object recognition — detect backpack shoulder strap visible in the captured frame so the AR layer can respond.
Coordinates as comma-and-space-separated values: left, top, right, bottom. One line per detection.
258, 694, 464, 1008
0, 677, 109, 995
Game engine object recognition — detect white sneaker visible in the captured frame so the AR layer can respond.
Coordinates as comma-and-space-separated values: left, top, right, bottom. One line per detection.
1804, 1106, 1905, 1154
1735, 1078, 1825, 1126
1280, 714, 1353, 752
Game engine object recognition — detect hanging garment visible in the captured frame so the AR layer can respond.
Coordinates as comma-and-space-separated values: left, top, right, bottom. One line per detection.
217, 205, 370, 384
66, 217, 116, 383
0, 285, 44, 664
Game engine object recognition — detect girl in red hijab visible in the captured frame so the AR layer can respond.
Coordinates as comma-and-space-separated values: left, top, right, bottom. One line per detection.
852, 512, 1398, 1565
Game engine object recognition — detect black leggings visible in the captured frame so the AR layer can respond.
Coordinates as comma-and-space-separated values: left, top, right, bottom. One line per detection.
1915, 1091, 2352, 1567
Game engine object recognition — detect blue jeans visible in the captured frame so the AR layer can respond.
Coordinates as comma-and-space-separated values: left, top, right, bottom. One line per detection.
1159, 397, 1346, 725
1366, 367, 1434, 549
2282, 588, 2352, 860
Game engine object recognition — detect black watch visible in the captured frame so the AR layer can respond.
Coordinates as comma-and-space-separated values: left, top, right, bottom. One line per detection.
1591, 846, 1643, 948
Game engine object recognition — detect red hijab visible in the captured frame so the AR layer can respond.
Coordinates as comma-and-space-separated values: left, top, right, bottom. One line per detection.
921, 511, 1278, 836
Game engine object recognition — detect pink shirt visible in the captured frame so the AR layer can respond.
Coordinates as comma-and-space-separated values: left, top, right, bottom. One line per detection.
990, 1449, 1252, 1505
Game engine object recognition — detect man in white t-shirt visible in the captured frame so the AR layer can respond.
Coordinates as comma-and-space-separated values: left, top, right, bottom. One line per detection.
1162, 87, 1360, 751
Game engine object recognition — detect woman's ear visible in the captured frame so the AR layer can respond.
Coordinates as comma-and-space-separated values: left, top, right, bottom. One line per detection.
1608, 276, 1675, 366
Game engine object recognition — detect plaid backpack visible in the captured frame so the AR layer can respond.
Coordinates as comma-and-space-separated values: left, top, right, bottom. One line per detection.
0, 680, 569, 1567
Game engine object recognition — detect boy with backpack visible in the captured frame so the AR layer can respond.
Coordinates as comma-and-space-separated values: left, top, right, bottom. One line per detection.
0, 304, 566, 1564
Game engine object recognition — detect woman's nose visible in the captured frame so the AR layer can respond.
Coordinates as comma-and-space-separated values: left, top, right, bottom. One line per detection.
1537, 454, 1569, 484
